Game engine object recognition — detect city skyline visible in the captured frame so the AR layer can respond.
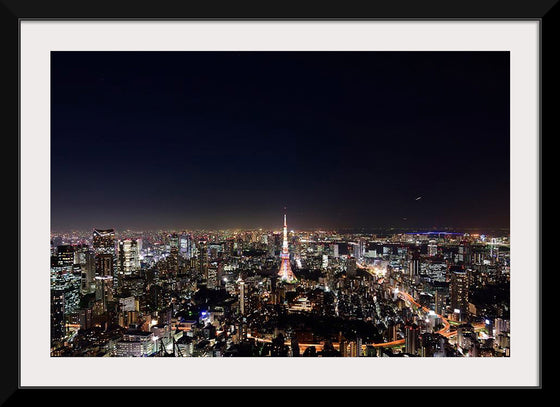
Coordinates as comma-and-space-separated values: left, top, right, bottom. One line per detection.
50, 51, 511, 359
51, 51, 510, 231
50, 223, 509, 235
51, 216, 510, 358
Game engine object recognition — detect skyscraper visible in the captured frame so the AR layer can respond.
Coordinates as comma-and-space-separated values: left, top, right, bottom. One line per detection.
428, 240, 438, 257
278, 214, 296, 282
51, 289, 65, 342
96, 253, 114, 277
239, 279, 246, 315
93, 229, 116, 255
434, 286, 446, 316
458, 242, 471, 265
95, 253, 114, 312
179, 233, 193, 259
80, 250, 96, 295
450, 269, 469, 319
56, 245, 74, 268
93, 228, 117, 290
405, 323, 420, 355
409, 251, 421, 279
169, 234, 180, 274
118, 239, 140, 276
198, 240, 208, 280
346, 257, 357, 278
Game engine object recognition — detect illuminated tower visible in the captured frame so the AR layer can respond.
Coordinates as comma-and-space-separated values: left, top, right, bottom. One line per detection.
278, 214, 296, 282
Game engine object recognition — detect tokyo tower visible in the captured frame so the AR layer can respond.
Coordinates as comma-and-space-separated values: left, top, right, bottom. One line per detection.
278, 214, 296, 282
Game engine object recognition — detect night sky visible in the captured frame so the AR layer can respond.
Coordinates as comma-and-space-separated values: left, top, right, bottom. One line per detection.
51, 51, 509, 232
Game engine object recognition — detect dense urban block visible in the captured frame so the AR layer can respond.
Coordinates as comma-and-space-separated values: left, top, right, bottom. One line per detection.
50, 218, 510, 357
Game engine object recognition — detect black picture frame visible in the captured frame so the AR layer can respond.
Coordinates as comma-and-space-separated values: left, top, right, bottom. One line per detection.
4, 0, 551, 400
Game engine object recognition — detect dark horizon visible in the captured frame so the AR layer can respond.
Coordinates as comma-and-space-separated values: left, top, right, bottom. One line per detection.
51, 51, 510, 231
50, 225, 510, 236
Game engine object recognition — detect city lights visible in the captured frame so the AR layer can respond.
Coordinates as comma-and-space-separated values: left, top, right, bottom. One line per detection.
49, 51, 511, 359
50, 223, 510, 358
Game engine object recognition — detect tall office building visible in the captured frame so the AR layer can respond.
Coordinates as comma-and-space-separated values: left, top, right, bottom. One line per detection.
434, 287, 446, 316
56, 245, 74, 268
358, 239, 366, 259
333, 244, 339, 258
356, 336, 363, 357
346, 257, 357, 277
169, 234, 179, 250
51, 289, 65, 342
93, 228, 117, 289
207, 266, 218, 289
428, 241, 438, 257
322, 254, 329, 269
93, 229, 116, 255
73, 244, 89, 265
198, 240, 209, 279
350, 242, 360, 259
118, 239, 140, 275
80, 250, 96, 295
95, 253, 114, 312
179, 233, 193, 259
78, 307, 93, 331
450, 269, 469, 319
272, 232, 282, 256
169, 234, 180, 273
95, 275, 114, 313
405, 323, 420, 355
409, 252, 421, 279
458, 242, 471, 265
96, 253, 114, 277
239, 279, 246, 315
494, 318, 509, 337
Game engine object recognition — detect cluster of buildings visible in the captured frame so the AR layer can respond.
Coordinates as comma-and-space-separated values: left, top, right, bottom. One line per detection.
51, 218, 510, 358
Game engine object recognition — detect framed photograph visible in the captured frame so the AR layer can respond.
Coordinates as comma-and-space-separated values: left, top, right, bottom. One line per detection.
6, 0, 550, 397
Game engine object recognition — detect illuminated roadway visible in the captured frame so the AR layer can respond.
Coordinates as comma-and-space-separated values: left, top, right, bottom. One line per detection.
248, 272, 485, 353
61, 263, 484, 353
246, 290, 453, 352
